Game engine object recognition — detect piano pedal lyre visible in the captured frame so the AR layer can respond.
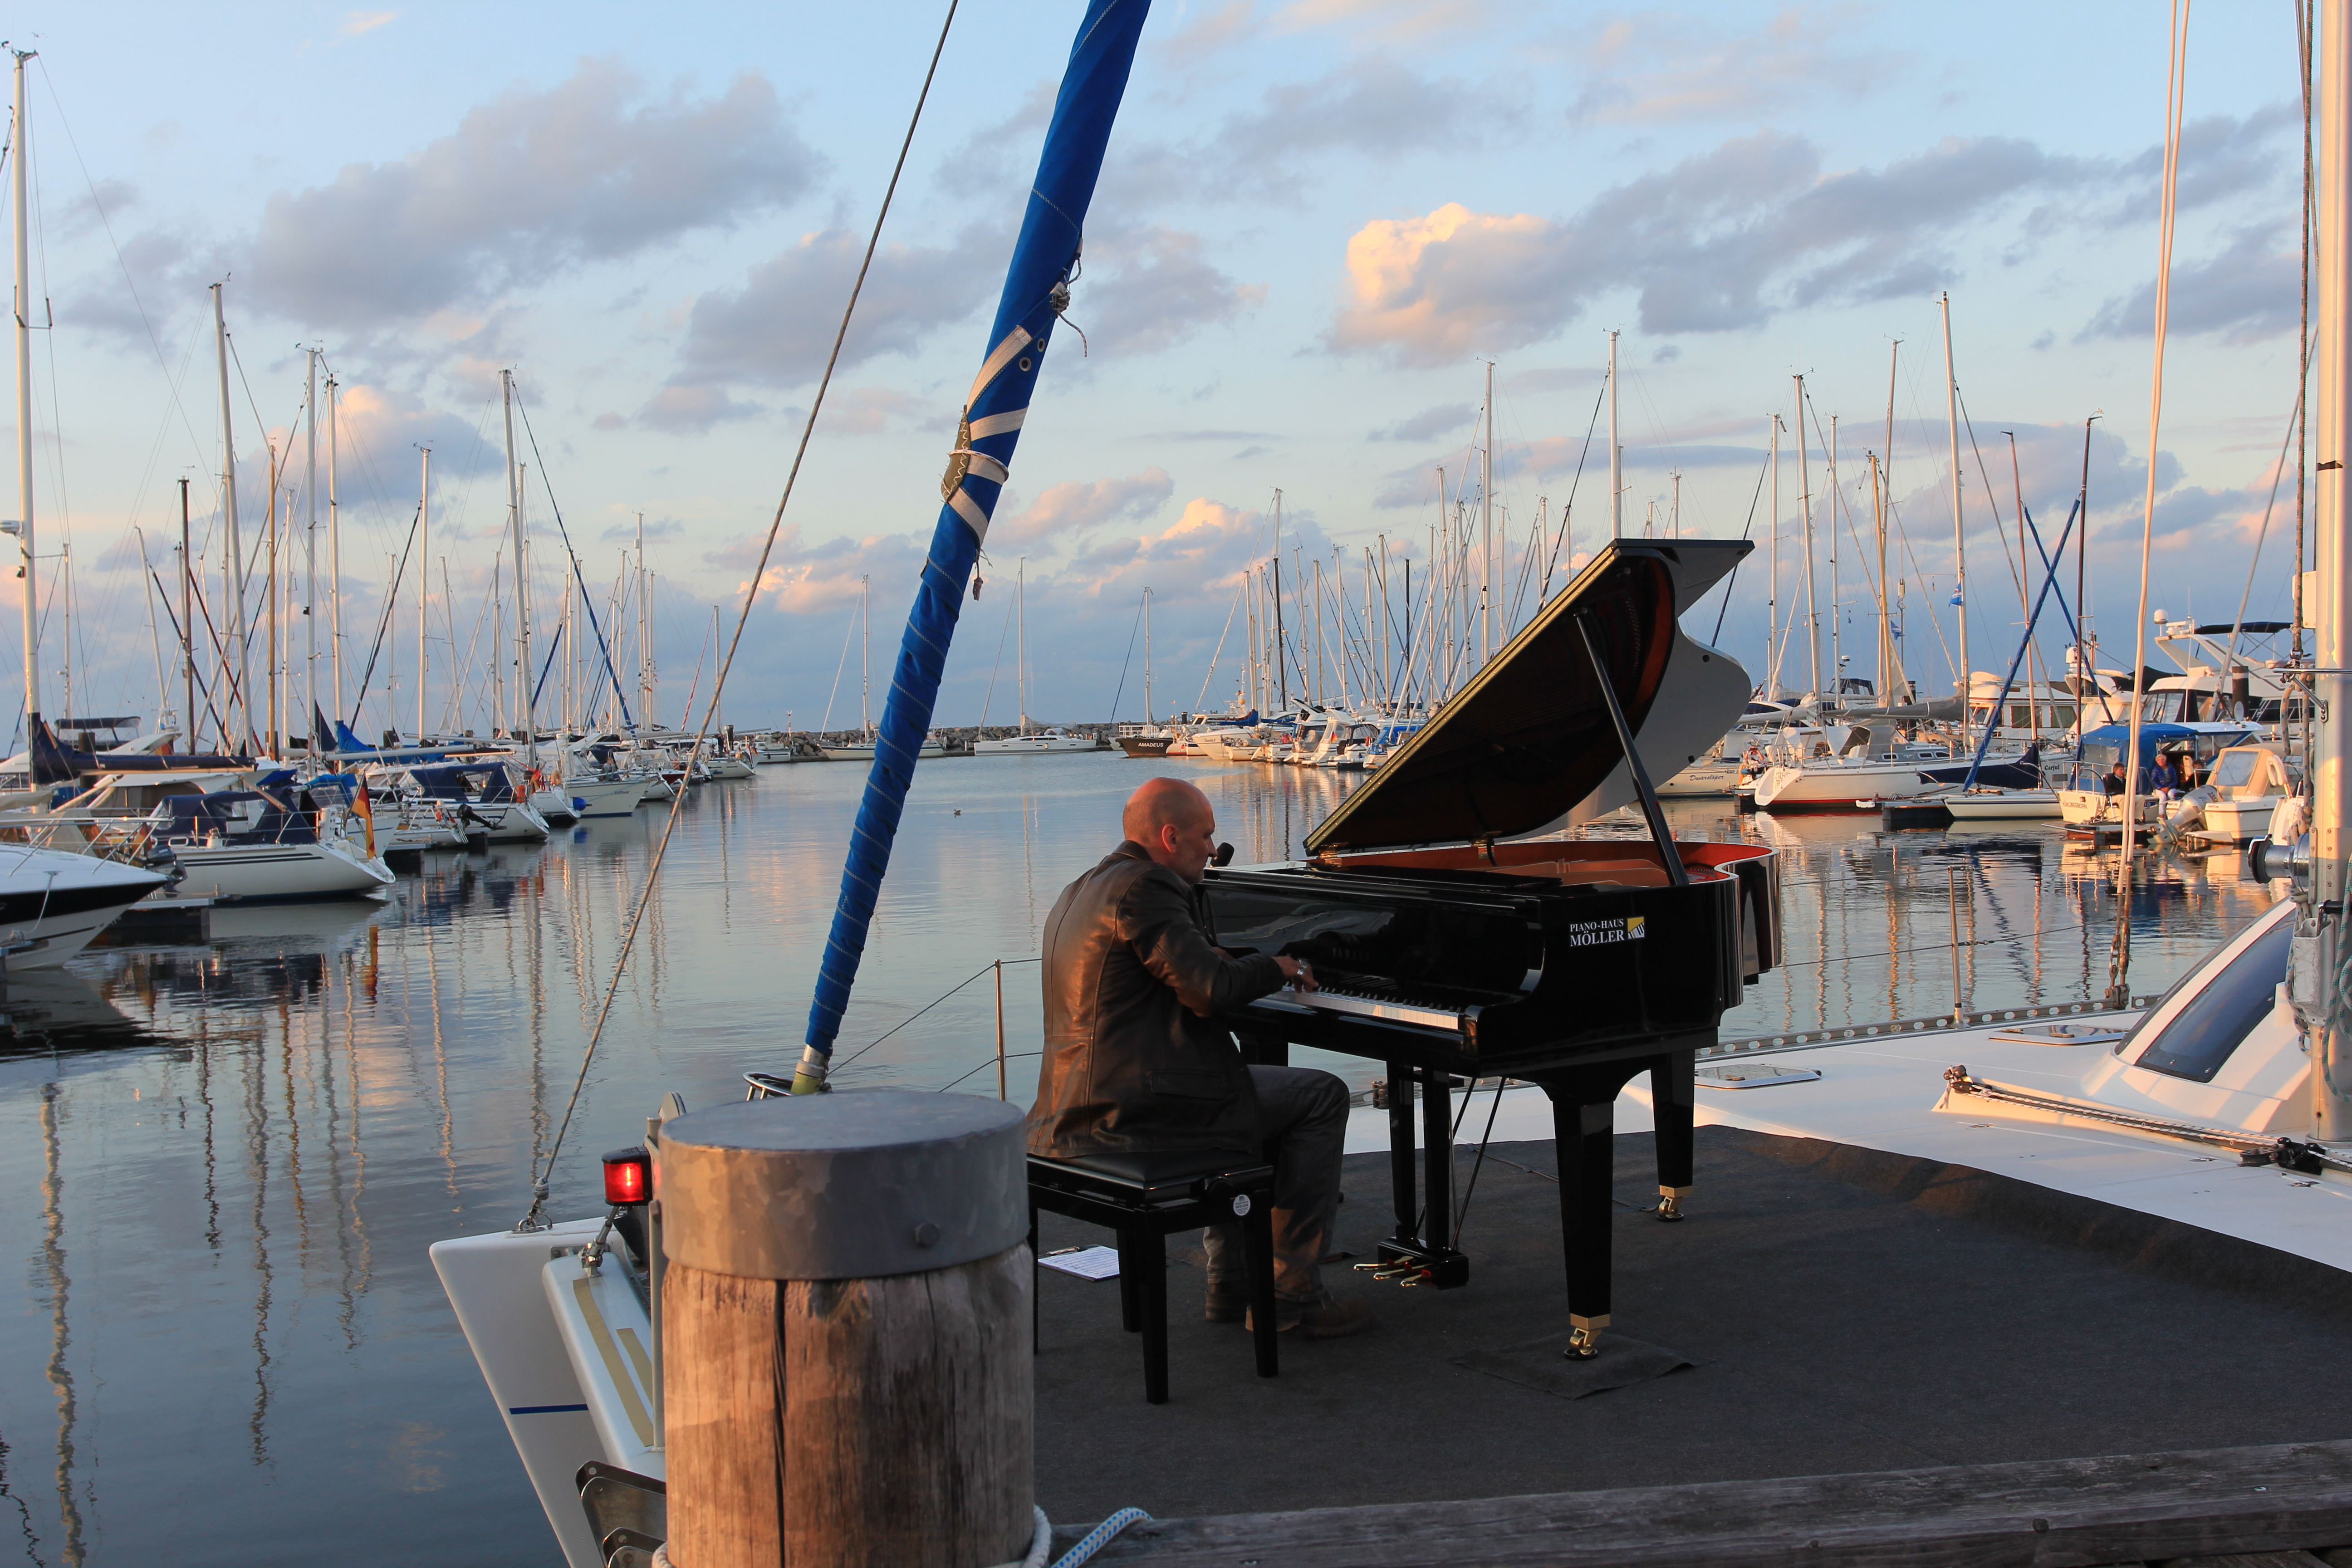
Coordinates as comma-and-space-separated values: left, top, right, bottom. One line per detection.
1656, 1185, 1690, 1223
1564, 1313, 1608, 1361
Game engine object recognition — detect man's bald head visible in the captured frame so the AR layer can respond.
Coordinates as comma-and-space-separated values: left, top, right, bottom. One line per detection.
1124, 777, 1218, 882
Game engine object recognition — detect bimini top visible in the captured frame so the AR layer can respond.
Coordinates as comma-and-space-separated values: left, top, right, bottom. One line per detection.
1306, 538, 1750, 855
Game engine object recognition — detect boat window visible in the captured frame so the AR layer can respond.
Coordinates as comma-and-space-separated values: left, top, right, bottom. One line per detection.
2126, 914, 2293, 1084
2209, 751, 2258, 790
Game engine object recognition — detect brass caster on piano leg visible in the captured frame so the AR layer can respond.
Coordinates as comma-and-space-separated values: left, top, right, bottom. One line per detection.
1564, 1323, 1604, 1361
1656, 1193, 1686, 1223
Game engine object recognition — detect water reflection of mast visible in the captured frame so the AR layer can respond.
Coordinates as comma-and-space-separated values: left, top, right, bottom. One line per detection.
245, 1032, 275, 1467
341, 938, 374, 1298
40, 1083, 86, 1567
424, 891, 461, 1209
278, 993, 312, 1262
198, 1014, 221, 1250
316, 972, 363, 1349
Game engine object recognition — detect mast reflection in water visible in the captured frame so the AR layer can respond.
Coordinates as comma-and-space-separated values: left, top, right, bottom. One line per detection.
0, 762, 2283, 1566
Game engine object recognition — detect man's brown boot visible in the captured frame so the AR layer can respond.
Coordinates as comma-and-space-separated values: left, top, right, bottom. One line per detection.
1247, 1290, 1373, 1339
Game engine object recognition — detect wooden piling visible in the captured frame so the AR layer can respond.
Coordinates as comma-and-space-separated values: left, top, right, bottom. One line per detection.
657, 1091, 1033, 1568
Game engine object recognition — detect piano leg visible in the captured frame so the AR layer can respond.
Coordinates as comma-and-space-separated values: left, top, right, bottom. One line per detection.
1652, 1049, 1696, 1222
1544, 1083, 1617, 1359
1420, 1065, 1454, 1269
1387, 1057, 1415, 1245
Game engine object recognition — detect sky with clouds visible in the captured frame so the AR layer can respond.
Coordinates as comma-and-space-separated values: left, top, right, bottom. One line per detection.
0, 0, 2317, 734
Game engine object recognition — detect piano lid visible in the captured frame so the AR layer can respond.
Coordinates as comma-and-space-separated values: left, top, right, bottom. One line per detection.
1306, 539, 1751, 855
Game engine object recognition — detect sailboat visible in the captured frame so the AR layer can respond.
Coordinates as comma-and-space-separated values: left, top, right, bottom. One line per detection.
975, 559, 1096, 753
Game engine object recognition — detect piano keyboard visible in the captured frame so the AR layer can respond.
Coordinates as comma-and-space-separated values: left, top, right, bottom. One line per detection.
1250, 984, 1468, 1034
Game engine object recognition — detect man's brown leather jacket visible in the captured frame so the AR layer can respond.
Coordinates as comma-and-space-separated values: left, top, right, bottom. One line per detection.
1025, 841, 1287, 1156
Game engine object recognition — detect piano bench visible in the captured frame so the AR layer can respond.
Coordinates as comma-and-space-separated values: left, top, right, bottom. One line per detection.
1027, 1148, 1279, 1405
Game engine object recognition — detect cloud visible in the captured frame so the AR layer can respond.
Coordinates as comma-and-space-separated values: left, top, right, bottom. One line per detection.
637, 383, 762, 433
331, 382, 507, 478
1072, 227, 1264, 355
1063, 495, 1271, 604
240, 59, 819, 328
931, 82, 1055, 195
600, 517, 685, 544
2108, 106, 2300, 225
708, 524, 926, 614
1154, 0, 1259, 65
825, 387, 928, 436
343, 10, 397, 34
990, 468, 1173, 551
1107, 59, 1503, 205
1567, 8, 1900, 126
2080, 223, 2298, 344
1371, 403, 1470, 443
658, 224, 999, 415
1273, 0, 1490, 43
1326, 131, 2097, 364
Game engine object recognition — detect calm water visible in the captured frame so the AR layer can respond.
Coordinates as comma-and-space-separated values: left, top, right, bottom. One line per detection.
0, 756, 2286, 1567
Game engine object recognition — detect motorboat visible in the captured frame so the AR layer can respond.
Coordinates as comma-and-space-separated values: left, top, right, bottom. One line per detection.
2057, 721, 2260, 836
1941, 789, 2061, 821
2172, 744, 2300, 846
1657, 739, 1743, 797
1749, 723, 1948, 812
0, 843, 167, 965
972, 727, 1098, 754
823, 732, 948, 761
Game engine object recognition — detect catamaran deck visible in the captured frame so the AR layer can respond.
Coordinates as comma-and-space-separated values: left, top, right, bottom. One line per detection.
1030, 1116, 2352, 1531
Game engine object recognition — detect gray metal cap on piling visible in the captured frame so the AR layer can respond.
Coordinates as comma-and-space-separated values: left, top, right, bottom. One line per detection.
657, 1091, 1027, 1280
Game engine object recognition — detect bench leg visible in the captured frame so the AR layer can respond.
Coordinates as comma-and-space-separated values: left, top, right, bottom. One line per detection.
1116, 1227, 1142, 1333
1243, 1194, 1279, 1379
1139, 1233, 1170, 1405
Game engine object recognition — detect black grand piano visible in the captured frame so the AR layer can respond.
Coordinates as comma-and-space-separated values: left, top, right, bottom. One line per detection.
1200, 539, 1780, 1358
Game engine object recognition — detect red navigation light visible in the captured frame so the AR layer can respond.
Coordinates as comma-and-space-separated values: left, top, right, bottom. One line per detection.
602, 1146, 652, 1206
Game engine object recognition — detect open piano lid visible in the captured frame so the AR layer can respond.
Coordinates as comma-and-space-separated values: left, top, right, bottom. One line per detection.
1306, 539, 1751, 856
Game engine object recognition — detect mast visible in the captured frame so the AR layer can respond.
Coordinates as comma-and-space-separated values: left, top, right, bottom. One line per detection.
1481, 359, 1494, 665
1014, 561, 1027, 731
1882, 338, 1898, 701
1796, 375, 1820, 705
178, 478, 194, 745
327, 372, 342, 726
1607, 329, 1622, 539
1142, 585, 1152, 723
1828, 413, 1841, 708
211, 282, 245, 748
860, 572, 872, 737
636, 512, 651, 730
304, 349, 318, 747
1941, 291, 1970, 754
416, 445, 430, 741
9, 49, 31, 740
2313, 0, 2351, 1137
503, 368, 536, 768
1767, 414, 1781, 697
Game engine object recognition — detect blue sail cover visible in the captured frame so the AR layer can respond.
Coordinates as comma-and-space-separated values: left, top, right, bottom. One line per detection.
798, 0, 1151, 1087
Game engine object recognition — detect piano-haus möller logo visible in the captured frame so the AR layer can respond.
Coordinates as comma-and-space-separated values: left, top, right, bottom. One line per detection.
1568, 915, 1646, 947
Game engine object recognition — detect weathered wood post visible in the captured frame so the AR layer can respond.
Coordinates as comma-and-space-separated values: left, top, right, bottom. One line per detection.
657, 1090, 1033, 1568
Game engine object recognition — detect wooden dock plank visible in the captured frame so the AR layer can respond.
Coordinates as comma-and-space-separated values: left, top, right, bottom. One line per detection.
1056, 1441, 2352, 1568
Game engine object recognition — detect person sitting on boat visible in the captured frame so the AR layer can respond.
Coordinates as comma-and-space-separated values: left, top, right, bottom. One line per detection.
2148, 754, 2181, 798
2101, 759, 2129, 797
1028, 776, 1373, 1340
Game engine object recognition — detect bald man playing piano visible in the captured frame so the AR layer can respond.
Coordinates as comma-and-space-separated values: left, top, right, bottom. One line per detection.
1027, 777, 1372, 1339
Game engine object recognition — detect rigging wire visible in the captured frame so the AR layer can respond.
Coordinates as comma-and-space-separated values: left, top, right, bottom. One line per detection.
520, 0, 961, 1228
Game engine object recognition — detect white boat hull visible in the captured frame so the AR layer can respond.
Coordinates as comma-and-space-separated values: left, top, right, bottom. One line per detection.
1753, 760, 1936, 811
529, 787, 579, 824
564, 778, 650, 818
0, 846, 168, 966
166, 839, 396, 903
1943, 790, 2061, 821
972, 735, 1097, 754
1656, 760, 1743, 797
822, 744, 945, 761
